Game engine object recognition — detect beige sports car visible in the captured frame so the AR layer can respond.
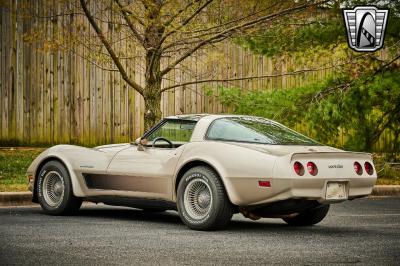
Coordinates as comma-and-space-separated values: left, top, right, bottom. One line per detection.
27, 114, 377, 230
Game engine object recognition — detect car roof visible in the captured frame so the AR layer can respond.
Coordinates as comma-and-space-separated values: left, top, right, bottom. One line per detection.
165, 114, 275, 122
165, 114, 209, 121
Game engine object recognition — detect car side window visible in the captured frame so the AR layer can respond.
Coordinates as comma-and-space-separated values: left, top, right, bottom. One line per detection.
147, 120, 196, 145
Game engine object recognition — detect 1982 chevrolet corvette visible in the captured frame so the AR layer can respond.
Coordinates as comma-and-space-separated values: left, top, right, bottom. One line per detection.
27, 114, 377, 230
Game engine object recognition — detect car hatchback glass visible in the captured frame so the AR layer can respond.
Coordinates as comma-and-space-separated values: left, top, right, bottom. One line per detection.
206, 117, 320, 146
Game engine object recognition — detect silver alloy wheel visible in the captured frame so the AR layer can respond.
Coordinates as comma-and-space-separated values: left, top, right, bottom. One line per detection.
183, 178, 212, 220
42, 171, 65, 207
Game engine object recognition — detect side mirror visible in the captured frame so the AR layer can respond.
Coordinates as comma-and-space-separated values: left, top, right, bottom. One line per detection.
135, 138, 148, 151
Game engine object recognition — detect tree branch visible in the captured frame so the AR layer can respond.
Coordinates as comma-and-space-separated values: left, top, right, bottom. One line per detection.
163, 0, 200, 28
160, 0, 214, 45
80, 0, 144, 95
373, 53, 400, 75
115, 0, 144, 44
63, 45, 119, 72
310, 53, 400, 104
169, 1, 281, 36
160, 67, 333, 92
114, 1, 145, 26
160, 0, 328, 78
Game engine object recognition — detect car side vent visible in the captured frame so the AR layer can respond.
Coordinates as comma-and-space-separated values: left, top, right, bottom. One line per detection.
82, 174, 94, 189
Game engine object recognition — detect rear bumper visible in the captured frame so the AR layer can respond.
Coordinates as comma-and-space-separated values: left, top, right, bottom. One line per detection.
224, 176, 377, 206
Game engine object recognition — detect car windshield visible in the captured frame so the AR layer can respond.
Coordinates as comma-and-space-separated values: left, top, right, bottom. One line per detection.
206, 117, 320, 146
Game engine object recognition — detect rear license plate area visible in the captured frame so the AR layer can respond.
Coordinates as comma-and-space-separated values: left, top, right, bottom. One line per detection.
326, 182, 348, 200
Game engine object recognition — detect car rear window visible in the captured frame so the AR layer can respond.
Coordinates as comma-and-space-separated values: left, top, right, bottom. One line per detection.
206, 117, 320, 146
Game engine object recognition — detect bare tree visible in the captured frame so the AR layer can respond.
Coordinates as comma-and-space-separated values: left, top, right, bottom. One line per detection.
76, 0, 328, 130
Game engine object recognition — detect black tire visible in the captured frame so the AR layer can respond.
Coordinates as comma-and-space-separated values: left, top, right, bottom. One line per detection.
177, 166, 234, 230
283, 204, 330, 226
37, 160, 82, 215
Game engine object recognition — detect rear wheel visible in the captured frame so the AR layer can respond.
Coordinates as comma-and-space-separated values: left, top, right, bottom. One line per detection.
177, 166, 234, 230
283, 204, 330, 226
37, 160, 82, 215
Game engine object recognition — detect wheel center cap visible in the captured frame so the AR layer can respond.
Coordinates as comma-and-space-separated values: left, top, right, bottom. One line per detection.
53, 182, 63, 196
197, 190, 211, 208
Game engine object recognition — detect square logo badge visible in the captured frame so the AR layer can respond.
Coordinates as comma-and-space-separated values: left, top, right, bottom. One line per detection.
343, 6, 389, 52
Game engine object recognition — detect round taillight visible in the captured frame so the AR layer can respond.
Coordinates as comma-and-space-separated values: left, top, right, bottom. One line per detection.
294, 161, 304, 176
307, 162, 318, 176
354, 162, 363, 175
364, 162, 374, 175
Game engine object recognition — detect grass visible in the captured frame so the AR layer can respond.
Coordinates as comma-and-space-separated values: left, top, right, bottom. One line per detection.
0, 148, 45, 192
373, 153, 400, 185
375, 164, 400, 185
0, 147, 399, 192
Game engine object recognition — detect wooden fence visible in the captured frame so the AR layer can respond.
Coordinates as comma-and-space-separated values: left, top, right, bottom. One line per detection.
0, 1, 395, 151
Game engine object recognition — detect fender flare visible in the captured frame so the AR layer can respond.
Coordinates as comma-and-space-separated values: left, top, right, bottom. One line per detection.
173, 157, 238, 204
33, 155, 85, 199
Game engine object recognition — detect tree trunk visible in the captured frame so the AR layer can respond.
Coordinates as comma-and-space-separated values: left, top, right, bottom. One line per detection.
142, 1, 165, 131
143, 80, 162, 131
143, 49, 162, 131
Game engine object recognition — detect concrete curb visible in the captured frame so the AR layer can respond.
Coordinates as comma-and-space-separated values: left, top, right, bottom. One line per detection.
0, 185, 399, 206
371, 185, 400, 197
0, 192, 33, 206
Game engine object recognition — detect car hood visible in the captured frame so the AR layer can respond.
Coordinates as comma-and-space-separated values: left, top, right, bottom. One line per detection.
225, 142, 342, 156
94, 143, 130, 154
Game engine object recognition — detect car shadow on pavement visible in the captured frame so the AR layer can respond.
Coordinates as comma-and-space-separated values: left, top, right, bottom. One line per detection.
75, 206, 184, 225
226, 219, 377, 237
22, 205, 390, 237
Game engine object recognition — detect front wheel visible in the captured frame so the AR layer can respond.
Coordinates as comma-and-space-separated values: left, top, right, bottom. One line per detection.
283, 204, 330, 226
37, 160, 82, 215
177, 166, 234, 230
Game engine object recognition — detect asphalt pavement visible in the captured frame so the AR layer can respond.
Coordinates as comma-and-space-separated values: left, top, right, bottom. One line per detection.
0, 197, 399, 265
